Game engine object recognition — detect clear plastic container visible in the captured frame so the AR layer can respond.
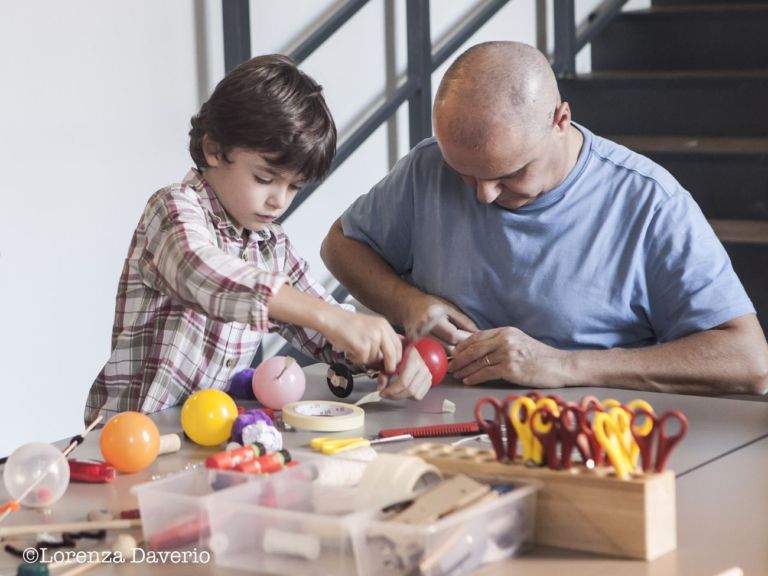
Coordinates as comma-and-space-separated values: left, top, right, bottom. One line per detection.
361, 482, 537, 575
132, 467, 259, 552
133, 456, 537, 575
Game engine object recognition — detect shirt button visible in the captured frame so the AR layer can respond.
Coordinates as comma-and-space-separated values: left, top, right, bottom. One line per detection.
226, 358, 235, 368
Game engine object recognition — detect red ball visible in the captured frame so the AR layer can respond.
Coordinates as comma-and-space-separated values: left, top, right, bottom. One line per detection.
413, 337, 448, 386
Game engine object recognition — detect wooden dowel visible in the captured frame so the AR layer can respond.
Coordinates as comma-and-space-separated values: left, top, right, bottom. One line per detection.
0, 518, 141, 538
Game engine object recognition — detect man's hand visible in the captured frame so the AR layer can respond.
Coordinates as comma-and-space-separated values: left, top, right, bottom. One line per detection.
377, 343, 432, 400
449, 327, 570, 387
402, 294, 478, 350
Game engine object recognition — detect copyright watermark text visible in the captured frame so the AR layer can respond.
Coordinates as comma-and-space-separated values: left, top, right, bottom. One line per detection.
22, 546, 211, 565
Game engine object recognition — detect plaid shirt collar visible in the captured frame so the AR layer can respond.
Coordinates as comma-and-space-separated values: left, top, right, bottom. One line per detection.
183, 168, 274, 244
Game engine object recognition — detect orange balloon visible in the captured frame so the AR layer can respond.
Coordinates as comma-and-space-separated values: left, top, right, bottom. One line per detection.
99, 412, 160, 473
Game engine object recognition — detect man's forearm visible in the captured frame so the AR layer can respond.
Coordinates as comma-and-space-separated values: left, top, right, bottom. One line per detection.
566, 315, 768, 395
321, 219, 423, 327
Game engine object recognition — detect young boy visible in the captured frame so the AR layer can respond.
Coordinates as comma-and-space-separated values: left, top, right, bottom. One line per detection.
84, 55, 430, 422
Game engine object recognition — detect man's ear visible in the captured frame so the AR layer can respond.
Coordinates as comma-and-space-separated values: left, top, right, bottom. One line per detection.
203, 134, 222, 167
553, 101, 571, 134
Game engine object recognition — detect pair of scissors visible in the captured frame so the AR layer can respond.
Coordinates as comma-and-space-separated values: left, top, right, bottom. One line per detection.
310, 433, 413, 455
526, 391, 566, 408
510, 396, 560, 465
630, 408, 688, 472
530, 404, 562, 470
556, 403, 597, 469
474, 395, 519, 462
592, 407, 638, 479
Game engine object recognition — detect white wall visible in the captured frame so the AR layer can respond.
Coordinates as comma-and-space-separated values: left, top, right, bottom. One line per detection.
0, 0, 203, 456
0, 0, 643, 456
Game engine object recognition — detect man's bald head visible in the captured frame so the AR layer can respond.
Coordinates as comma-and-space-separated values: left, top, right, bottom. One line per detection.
434, 41, 560, 151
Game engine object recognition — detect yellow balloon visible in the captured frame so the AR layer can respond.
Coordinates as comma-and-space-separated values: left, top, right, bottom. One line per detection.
181, 389, 238, 446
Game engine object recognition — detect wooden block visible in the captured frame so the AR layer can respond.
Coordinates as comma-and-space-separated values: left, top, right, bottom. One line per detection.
403, 443, 676, 560
387, 474, 490, 525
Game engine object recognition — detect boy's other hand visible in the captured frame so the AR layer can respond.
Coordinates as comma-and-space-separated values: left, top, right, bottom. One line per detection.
377, 344, 432, 400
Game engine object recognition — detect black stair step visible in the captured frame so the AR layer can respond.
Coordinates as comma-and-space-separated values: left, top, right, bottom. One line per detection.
611, 136, 768, 220
560, 72, 768, 138
593, 4, 768, 71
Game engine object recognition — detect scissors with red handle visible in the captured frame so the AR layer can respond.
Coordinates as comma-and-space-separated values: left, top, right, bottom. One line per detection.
630, 407, 688, 472
474, 395, 519, 463
530, 405, 561, 470
576, 397, 605, 467
558, 404, 597, 469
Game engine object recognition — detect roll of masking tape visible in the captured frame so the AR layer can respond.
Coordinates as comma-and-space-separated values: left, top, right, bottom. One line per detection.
282, 401, 364, 432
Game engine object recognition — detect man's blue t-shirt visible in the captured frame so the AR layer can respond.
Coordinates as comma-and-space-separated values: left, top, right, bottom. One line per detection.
340, 124, 754, 350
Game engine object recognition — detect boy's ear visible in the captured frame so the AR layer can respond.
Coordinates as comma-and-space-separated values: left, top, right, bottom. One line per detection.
203, 135, 222, 167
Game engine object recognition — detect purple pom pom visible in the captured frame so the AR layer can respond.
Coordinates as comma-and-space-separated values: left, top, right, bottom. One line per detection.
229, 368, 256, 399
230, 409, 274, 443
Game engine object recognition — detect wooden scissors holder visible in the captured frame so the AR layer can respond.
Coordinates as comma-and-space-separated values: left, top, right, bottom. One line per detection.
403, 442, 676, 560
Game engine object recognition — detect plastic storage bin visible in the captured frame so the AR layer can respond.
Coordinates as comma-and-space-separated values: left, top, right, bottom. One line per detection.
133, 456, 537, 575
132, 467, 259, 552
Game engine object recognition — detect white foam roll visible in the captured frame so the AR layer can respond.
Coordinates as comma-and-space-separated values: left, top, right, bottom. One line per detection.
208, 533, 229, 555
87, 509, 114, 522
263, 527, 320, 561
282, 401, 364, 432
111, 534, 138, 557
158, 433, 181, 455
313, 458, 370, 488
358, 453, 442, 505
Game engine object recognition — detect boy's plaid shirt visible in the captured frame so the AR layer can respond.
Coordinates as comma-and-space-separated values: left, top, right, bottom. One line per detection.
85, 169, 342, 422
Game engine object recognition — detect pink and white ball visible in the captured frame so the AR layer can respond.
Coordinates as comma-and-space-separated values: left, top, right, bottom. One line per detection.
252, 356, 306, 409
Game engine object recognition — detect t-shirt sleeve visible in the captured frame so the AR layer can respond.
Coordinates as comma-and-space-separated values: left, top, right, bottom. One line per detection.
643, 189, 755, 341
340, 152, 416, 275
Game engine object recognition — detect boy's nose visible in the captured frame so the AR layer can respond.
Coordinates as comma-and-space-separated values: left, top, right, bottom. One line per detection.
267, 186, 290, 210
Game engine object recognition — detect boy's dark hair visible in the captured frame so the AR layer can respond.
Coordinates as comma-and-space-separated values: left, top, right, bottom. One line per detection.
189, 54, 337, 182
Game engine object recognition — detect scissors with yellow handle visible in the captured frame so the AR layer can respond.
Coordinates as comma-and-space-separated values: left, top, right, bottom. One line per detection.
510, 396, 537, 463
310, 434, 413, 455
511, 397, 560, 465
593, 411, 634, 479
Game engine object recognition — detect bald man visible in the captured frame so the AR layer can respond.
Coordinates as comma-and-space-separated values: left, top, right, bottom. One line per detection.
322, 41, 768, 395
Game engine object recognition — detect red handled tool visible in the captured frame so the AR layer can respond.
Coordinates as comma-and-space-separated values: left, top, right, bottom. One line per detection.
530, 405, 561, 470
378, 421, 481, 439
630, 408, 688, 472
474, 395, 520, 463
68, 459, 116, 483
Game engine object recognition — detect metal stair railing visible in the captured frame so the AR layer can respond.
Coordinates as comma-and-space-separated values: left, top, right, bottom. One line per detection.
222, 0, 512, 221
553, 0, 630, 77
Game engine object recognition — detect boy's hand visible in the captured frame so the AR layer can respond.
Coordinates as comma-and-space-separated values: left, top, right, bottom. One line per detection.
377, 344, 432, 400
322, 308, 402, 373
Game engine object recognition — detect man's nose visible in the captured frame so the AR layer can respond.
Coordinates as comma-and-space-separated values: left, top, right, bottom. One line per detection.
475, 180, 500, 204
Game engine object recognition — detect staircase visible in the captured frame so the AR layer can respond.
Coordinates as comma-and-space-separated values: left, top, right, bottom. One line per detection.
559, 1, 768, 333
